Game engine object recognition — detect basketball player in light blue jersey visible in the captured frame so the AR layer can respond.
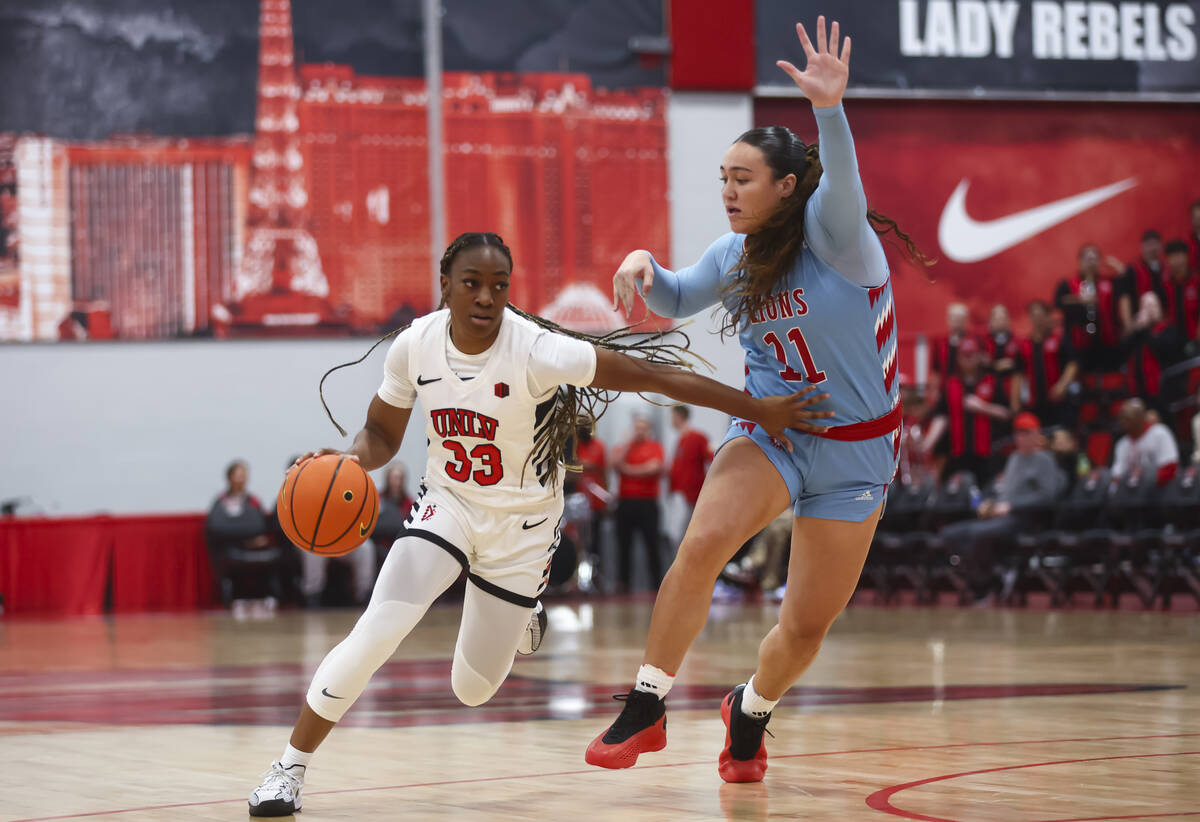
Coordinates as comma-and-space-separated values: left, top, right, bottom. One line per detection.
587, 17, 928, 782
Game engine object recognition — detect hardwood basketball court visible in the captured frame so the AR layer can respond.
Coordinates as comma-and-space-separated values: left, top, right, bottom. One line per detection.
1, 601, 1196, 821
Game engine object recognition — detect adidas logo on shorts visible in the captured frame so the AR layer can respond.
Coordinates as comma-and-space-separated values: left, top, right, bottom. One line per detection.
855, 490, 874, 502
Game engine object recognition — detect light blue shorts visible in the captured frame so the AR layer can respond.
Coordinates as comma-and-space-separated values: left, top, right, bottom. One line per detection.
721, 418, 893, 523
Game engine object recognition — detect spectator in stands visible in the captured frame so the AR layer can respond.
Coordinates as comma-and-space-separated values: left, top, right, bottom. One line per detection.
668, 405, 712, 539
1191, 386, 1200, 466
1161, 240, 1199, 353
1014, 299, 1080, 428
371, 462, 414, 556
1050, 427, 1091, 496
206, 460, 280, 619
614, 414, 665, 591
722, 511, 792, 602
574, 425, 610, 586
1112, 399, 1180, 486
930, 302, 977, 400
985, 304, 1020, 411
1188, 200, 1200, 271
929, 337, 1010, 484
897, 377, 938, 486
1123, 292, 1177, 416
1055, 243, 1121, 373
1118, 230, 1165, 336
939, 412, 1066, 602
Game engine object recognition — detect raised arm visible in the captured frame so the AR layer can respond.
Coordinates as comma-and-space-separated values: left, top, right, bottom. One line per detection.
611, 233, 739, 320
776, 17, 887, 287
589, 347, 832, 442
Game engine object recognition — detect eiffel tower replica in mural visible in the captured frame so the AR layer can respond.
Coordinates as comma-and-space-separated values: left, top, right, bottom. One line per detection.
231, 0, 334, 332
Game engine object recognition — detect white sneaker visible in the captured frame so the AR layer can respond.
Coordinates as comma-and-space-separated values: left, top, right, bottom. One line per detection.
517, 601, 547, 655
248, 760, 304, 817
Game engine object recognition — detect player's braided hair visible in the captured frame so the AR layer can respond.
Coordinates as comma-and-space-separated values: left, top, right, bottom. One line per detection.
319, 232, 705, 487
721, 126, 932, 335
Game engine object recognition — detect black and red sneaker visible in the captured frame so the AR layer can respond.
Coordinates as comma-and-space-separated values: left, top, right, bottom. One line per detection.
584, 688, 667, 769
718, 684, 772, 783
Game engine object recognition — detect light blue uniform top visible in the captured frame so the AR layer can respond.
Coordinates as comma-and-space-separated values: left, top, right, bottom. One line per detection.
642, 104, 900, 521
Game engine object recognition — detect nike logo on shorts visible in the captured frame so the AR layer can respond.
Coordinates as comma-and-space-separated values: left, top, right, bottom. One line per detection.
321, 688, 344, 699
522, 517, 548, 530
416, 375, 442, 385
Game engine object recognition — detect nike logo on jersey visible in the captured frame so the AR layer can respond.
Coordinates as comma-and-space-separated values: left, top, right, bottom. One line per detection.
522, 517, 548, 530
321, 688, 344, 699
938, 177, 1137, 263
416, 375, 442, 385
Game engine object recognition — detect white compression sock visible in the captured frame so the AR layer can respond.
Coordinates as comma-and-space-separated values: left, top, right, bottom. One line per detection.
740, 676, 778, 718
633, 664, 675, 699
280, 744, 312, 771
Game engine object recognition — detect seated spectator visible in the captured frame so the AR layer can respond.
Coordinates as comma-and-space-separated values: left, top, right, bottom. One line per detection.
1118, 230, 1166, 336
1055, 243, 1121, 373
1014, 299, 1080, 428
1112, 399, 1180, 486
1050, 428, 1092, 496
897, 378, 938, 486
282, 456, 378, 608
372, 462, 414, 552
929, 337, 1011, 484
668, 404, 713, 539
205, 460, 281, 619
939, 413, 1066, 602
721, 511, 792, 602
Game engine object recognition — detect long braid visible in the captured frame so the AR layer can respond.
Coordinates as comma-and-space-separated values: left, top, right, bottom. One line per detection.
319, 232, 706, 486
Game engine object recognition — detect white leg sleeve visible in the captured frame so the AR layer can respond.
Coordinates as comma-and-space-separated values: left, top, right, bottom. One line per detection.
306, 538, 462, 721
450, 582, 536, 707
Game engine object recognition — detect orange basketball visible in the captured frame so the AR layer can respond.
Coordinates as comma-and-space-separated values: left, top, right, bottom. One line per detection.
277, 454, 379, 556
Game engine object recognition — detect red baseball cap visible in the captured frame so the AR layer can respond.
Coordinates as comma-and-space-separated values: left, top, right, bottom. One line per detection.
1013, 412, 1041, 431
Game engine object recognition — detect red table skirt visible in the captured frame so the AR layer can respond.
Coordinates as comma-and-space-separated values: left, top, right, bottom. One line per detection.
0, 514, 215, 615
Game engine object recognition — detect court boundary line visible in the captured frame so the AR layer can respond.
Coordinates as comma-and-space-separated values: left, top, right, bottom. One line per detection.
864, 751, 1200, 822
10, 731, 1200, 822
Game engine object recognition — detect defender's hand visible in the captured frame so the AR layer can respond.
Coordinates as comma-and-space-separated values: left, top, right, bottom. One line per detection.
612, 250, 655, 319
776, 16, 851, 109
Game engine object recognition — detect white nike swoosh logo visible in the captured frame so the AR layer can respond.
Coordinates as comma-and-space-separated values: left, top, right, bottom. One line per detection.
938, 177, 1137, 263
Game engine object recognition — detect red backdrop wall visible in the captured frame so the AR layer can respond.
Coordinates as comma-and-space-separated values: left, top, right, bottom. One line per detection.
755, 98, 1200, 346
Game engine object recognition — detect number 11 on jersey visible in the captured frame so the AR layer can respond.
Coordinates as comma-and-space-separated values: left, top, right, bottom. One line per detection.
763, 327, 826, 385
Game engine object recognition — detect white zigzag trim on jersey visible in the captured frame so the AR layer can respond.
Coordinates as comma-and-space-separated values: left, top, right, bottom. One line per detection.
880, 341, 897, 380
873, 295, 894, 337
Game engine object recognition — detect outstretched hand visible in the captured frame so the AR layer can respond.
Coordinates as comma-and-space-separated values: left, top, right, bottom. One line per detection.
753, 385, 834, 449
775, 16, 851, 109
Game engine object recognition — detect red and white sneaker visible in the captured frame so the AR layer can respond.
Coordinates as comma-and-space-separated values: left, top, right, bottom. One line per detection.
584, 688, 667, 769
718, 685, 772, 783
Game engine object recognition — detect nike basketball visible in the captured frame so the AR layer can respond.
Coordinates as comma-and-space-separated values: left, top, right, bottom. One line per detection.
278, 454, 379, 556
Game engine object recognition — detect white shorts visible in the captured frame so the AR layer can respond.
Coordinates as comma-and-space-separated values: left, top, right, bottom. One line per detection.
401, 483, 562, 607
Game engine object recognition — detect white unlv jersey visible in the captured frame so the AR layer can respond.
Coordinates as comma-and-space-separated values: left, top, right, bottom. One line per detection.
404, 309, 579, 512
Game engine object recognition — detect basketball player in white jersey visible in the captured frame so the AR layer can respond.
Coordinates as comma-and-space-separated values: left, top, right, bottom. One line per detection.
248, 232, 833, 816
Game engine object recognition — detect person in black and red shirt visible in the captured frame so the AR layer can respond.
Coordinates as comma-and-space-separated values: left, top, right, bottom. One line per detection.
1162, 239, 1199, 352
1118, 230, 1165, 337
985, 303, 1020, 414
928, 337, 1012, 484
1055, 243, 1121, 373
1188, 200, 1200, 272
1122, 292, 1176, 417
929, 302, 982, 403
1013, 300, 1080, 428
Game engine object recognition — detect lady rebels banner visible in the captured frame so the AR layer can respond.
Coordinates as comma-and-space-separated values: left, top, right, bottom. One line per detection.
756, 1, 1200, 96
755, 97, 1200, 341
